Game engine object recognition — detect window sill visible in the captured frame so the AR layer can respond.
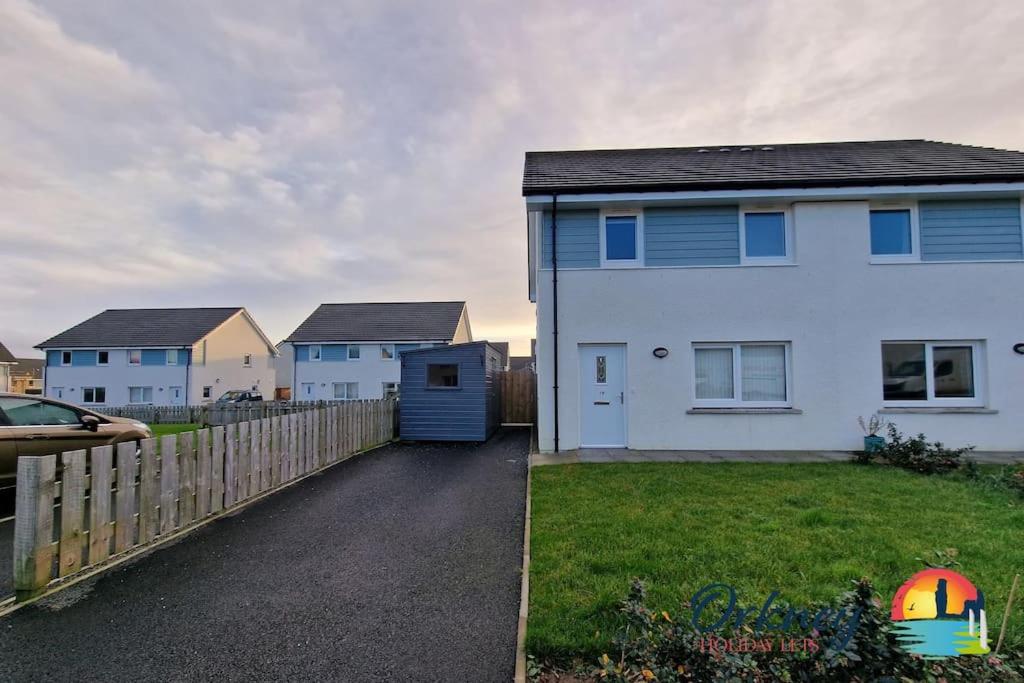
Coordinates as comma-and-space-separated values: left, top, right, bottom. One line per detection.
687, 408, 803, 415
870, 259, 1024, 265
879, 407, 997, 414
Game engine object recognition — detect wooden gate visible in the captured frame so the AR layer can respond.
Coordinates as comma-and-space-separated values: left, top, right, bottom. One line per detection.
498, 369, 536, 425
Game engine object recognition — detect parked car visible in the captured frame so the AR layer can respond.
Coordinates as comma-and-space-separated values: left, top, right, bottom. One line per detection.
215, 389, 264, 404
0, 393, 154, 485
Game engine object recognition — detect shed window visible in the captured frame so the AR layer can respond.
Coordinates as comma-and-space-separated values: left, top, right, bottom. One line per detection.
427, 363, 460, 388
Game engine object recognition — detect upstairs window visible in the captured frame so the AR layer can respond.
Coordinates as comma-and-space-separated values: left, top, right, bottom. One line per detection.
347, 345, 361, 360
61, 351, 72, 366
166, 349, 179, 365
380, 344, 395, 360
601, 213, 641, 266
741, 210, 791, 262
128, 350, 141, 366
309, 344, 322, 361
870, 208, 916, 258
97, 351, 109, 366
242, 354, 252, 367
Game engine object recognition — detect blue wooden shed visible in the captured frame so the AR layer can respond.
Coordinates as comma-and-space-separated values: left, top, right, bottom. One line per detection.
399, 341, 504, 442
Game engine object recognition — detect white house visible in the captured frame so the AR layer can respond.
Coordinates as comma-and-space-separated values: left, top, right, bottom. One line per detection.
284, 301, 472, 401
0, 341, 15, 392
36, 307, 278, 407
523, 139, 1024, 453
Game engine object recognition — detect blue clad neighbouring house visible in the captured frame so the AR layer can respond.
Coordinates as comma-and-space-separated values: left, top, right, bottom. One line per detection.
399, 341, 504, 442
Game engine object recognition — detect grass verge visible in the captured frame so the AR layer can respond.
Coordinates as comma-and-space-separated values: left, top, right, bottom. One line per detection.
528, 462, 1024, 662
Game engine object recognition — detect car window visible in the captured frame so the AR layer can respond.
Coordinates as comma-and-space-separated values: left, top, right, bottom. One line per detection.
0, 397, 80, 426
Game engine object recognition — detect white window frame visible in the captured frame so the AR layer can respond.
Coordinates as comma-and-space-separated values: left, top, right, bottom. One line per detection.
881, 340, 985, 408
81, 386, 105, 404
202, 386, 212, 399
347, 345, 361, 361
739, 206, 794, 265
869, 203, 920, 263
380, 344, 395, 360
60, 351, 72, 367
599, 209, 644, 268
129, 386, 153, 405
96, 351, 109, 366
332, 382, 359, 400
382, 381, 400, 398
166, 349, 179, 366
692, 342, 793, 408
242, 353, 252, 367
128, 350, 141, 366
309, 344, 322, 362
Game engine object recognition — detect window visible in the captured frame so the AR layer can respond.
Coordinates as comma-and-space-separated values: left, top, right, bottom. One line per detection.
128, 350, 141, 366
380, 344, 395, 360
382, 382, 400, 399
0, 397, 80, 426
129, 386, 154, 404
243, 354, 252, 367
741, 211, 791, 262
881, 342, 982, 406
870, 208, 916, 258
166, 349, 179, 365
202, 386, 212, 399
600, 212, 642, 266
61, 351, 72, 366
347, 345, 361, 360
81, 387, 106, 404
595, 355, 607, 384
693, 343, 791, 407
333, 382, 359, 400
97, 351, 109, 366
309, 344, 322, 361
427, 363, 460, 388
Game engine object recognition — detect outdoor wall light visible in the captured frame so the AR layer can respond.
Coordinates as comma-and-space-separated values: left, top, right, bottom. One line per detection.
653, 347, 669, 359
1014, 343, 1024, 355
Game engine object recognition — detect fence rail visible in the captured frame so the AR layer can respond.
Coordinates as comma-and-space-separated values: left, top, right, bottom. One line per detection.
98, 401, 351, 426
13, 399, 397, 600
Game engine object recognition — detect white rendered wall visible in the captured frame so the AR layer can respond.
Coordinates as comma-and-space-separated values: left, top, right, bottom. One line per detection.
190, 313, 276, 403
43, 350, 188, 407
536, 200, 1024, 452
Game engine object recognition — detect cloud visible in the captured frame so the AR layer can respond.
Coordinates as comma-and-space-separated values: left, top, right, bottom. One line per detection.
2, 0, 1024, 358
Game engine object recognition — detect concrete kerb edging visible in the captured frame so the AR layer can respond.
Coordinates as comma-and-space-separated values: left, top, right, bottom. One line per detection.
0, 440, 397, 620
513, 432, 536, 683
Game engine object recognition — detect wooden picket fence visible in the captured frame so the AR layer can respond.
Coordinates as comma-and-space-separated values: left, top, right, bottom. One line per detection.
498, 369, 536, 425
12, 400, 397, 601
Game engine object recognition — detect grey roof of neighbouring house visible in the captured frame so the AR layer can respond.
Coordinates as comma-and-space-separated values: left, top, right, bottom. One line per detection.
285, 302, 467, 343
0, 341, 15, 364
12, 358, 43, 378
36, 308, 244, 348
522, 139, 1024, 195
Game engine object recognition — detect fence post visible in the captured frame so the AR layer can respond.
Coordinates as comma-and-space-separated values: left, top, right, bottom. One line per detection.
13, 455, 57, 600
58, 450, 87, 577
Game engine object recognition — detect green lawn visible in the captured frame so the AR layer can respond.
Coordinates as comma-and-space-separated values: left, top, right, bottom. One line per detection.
528, 462, 1024, 662
150, 423, 200, 438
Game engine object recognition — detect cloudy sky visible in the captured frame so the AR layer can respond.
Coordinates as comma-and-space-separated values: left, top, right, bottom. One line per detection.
3, 0, 1023, 357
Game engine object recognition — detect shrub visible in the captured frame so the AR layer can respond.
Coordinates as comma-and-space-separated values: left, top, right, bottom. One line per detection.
873, 424, 971, 475
581, 579, 1024, 683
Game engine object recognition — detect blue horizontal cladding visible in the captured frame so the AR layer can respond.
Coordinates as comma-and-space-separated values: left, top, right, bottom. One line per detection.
541, 209, 600, 268
71, 350, 97, 366
919, 199, 1023, 261
643, 206, 740, 266
46, 350, 62, 367
399, 344, 494, 441
294, 344, 349, 362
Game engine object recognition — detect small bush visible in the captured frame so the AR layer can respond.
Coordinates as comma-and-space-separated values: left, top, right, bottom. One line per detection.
873, 424, 971, 474
578, 579, 1024, 682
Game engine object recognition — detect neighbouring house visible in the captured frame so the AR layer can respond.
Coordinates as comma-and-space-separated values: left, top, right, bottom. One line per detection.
509, 356, 535, 372
11, 357, 44, 395
36, 307, 278, 407
523, 139, 1024, 453
0, 341, 15, 392
399, 341, 504, 442
283, 301, 472, 401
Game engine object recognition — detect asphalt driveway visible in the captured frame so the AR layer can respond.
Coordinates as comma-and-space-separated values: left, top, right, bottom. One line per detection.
0, 428, 529, 682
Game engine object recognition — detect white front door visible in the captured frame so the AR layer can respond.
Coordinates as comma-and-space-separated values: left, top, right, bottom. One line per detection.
579, 344, 626, 447
169, 386, 183, 405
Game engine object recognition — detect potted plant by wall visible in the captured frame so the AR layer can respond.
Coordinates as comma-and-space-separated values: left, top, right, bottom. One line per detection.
858, 414, 889, 453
